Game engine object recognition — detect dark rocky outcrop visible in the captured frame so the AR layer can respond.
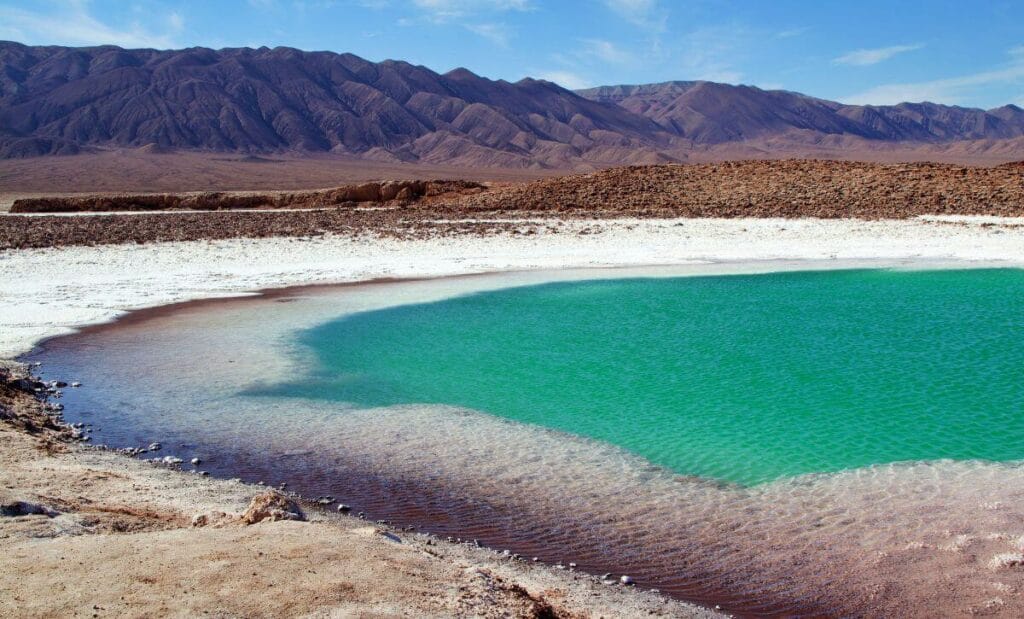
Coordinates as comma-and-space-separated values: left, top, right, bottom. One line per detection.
9, 180, 485, 213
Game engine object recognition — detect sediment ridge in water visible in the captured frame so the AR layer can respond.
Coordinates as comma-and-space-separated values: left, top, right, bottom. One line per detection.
25, 267, 1024, 616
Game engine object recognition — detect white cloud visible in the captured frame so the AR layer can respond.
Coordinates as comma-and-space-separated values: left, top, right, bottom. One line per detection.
0, 0, 181, 48
673, 25, 747, 84
602, 0, 665, 32
464, 22, 510, 46
578, 38, 633, 65
842, 47, 1024, 105
411, 0, 529, 21
535, 70, 590, 90
774, 27, 808, 39
833, 44, 922, 67
168, 11, 185, 32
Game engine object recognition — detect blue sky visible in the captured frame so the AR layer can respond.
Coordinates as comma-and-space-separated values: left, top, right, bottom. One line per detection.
1, 0, 1022, 109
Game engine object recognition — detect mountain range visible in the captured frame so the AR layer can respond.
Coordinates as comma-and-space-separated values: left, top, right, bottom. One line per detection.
2, 41, 1023, 166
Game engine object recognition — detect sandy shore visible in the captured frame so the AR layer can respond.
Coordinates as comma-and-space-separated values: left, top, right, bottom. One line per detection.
2, 216, 1024, 617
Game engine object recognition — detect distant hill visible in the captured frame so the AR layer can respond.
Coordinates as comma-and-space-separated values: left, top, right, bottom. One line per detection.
576, 81, 1024, 144
1, 42, 1023, 166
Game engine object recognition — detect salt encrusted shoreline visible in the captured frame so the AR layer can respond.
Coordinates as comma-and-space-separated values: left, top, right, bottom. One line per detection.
2, 216, 1024, 617
3, 216, 1024, 359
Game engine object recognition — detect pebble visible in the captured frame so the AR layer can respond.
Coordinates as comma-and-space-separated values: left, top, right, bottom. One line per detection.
620, 575, 634, 585
190, 457, 201, 465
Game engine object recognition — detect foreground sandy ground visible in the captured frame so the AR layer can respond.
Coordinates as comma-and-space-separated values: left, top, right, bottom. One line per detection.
2, 216, 1024, 616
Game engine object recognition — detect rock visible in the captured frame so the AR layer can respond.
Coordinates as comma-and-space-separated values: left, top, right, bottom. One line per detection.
989, 552, 1024, 570
54, 381, 68, 388
71, 381, 81, 387
1, 499, 59, 517
148, 442, 161, 451
620, 575, 634, 585
336, 503, 351, 512
190, 457, 201, 465
376, 530, 403, 543
161, 456, 183, 465
191, 511, 231, 527
350, 182, 381, 202
240, 490, 305, 524
379, 181, 403, 201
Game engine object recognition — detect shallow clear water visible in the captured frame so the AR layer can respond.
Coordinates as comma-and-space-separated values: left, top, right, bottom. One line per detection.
254, 269, 1024, 485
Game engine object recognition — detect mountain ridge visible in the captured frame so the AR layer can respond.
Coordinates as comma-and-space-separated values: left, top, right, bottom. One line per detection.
1, 42, 1023, 165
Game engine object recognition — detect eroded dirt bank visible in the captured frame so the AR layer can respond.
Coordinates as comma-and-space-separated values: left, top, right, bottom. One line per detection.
2, 160, 1023, 250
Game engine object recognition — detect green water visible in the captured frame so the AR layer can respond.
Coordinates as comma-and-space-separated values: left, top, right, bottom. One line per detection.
258, 269, 1024, 485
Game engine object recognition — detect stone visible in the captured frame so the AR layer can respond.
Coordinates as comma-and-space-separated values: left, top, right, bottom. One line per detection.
240, 490, 305, 524
336, 503, 351, 512
620, 575, 634, 585
161, 456, 183, 465
1, 500, 59, 518
989, 552, 1024, 570
190, 457, 201, 465
191, 511, 230, 527
379, 181, 403, 201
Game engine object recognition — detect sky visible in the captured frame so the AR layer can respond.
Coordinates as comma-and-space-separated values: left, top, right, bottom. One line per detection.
0, 0, 1022, 109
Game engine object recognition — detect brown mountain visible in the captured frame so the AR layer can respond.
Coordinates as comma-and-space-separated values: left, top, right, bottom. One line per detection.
576, 81, 1024, 144
2, 42, 1023, 166
0, 42, 671, 167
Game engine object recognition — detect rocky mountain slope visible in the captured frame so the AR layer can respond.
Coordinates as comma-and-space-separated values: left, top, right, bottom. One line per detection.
0, 42, 670, 167
577, 81, 1024, 145
2, 42, 1023, 165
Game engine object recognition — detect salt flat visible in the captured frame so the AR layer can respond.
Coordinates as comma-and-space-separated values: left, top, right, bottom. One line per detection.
3, 216, 1023, 358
